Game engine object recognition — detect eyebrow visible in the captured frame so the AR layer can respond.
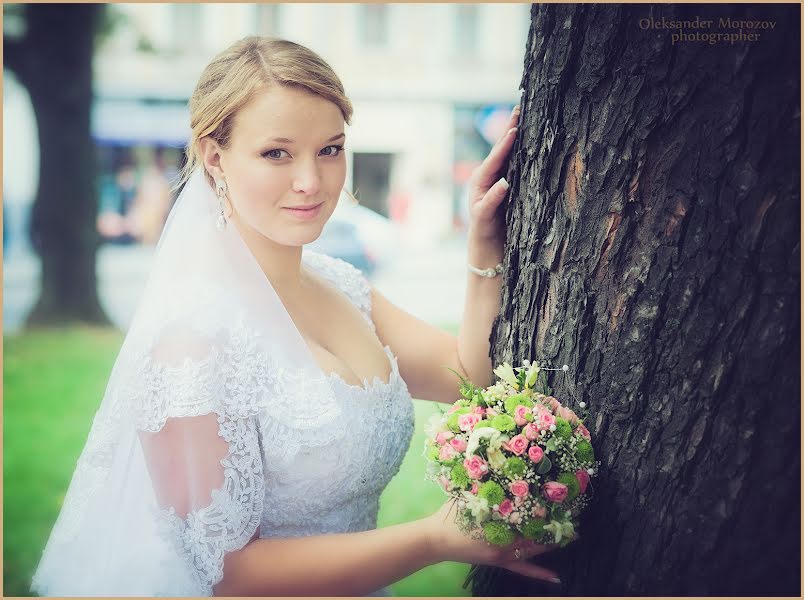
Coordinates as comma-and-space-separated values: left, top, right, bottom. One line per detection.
267, 133, 346, 144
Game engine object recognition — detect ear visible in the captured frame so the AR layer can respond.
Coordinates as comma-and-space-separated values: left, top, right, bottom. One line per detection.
199, 137, 225, 183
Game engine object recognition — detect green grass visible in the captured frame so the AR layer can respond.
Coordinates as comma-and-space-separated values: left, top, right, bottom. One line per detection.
4, 325, 469, 597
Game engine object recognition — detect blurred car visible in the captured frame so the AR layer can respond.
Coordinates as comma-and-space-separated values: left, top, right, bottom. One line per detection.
307, 197, 402, 278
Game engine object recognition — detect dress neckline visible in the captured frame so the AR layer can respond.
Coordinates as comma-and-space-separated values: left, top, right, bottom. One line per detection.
294, 250, 397, 394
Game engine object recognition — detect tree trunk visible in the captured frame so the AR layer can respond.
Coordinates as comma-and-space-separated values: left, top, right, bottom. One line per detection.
474, 3, 800, 596
6, 4, 109, 326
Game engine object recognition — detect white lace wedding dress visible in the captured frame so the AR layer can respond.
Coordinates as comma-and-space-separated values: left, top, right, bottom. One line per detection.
30, 249, 416, 597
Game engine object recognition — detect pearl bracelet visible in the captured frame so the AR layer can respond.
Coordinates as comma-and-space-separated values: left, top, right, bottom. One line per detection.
468, 261, 504, 278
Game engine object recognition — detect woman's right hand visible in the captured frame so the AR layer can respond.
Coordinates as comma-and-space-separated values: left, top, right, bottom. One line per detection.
423, 500, 562, 583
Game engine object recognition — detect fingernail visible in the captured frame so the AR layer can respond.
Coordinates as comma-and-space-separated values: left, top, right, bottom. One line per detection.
550, 577, 562, 584
512, 105, 521, 114
500, 177, 510, 190
507, 127, 518, 137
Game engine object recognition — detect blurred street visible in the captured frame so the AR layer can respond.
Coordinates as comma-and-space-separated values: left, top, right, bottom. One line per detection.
3, 234, 472, 335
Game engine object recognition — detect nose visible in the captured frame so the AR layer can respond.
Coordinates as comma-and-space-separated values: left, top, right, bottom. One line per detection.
291, 158, 321, 196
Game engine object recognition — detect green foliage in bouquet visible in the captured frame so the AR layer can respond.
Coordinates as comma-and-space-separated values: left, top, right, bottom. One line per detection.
502, 457, 526, 480
482, 521, 515, 546
521, 517, 547, 540
478, 481, 505, 506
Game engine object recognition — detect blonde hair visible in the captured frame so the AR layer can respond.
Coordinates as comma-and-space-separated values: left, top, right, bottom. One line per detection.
176, 36, 354, 193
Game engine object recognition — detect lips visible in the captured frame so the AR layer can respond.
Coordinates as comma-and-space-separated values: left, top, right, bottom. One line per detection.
282, 202, 323, 220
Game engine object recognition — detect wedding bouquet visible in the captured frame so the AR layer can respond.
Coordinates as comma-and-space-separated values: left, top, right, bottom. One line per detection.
425, 360, 599, 548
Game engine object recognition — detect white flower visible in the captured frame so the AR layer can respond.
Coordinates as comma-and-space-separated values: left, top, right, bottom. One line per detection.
493, 362, 520, 389
424, 413, 448, 438
466, 427, 510, 457
462, 491, 491, 522
524, 362, 541, 389
486, 446, 506, 470
543, 520, 575, 544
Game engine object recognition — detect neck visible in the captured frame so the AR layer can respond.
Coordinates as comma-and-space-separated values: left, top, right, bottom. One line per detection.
231, 217, 308, 296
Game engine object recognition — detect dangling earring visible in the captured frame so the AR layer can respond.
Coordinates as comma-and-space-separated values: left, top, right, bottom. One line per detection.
215, 179, 228, 231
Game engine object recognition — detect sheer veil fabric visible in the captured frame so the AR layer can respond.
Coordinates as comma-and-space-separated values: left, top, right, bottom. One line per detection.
30, 169, 350, 596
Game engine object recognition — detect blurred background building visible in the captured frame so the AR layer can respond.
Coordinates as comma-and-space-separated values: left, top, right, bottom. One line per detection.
3, 2, 530, 331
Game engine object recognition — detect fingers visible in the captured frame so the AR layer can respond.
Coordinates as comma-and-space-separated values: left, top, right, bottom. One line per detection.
473, 177, 510, 215
472, 106, 521, 189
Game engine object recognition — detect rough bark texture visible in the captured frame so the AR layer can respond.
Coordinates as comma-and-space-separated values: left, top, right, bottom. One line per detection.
5, 4, 109, 325
474, 3, 800, 596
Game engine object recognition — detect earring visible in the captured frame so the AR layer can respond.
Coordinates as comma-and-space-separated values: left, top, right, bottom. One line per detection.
215, 179, 228, 231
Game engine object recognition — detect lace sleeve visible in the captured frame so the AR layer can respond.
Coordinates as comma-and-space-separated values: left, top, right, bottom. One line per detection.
134, 327, 264, 595
303, 250, 375, 332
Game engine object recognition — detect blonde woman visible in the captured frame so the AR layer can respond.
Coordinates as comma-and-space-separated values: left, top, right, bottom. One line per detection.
31, 37, 559, 596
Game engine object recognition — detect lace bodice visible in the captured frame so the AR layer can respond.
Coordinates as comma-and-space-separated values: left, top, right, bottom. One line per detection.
30, 250, 416, 597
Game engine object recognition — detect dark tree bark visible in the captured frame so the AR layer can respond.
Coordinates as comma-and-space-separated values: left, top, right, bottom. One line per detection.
5, 3, 109, 326
473, 3, 799, 596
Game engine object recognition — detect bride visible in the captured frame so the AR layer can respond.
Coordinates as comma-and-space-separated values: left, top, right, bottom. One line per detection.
30, 36, 560, 596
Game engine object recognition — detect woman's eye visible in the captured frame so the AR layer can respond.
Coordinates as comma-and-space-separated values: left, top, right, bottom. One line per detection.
262, 149, 289, 160
320, 144, 345, 157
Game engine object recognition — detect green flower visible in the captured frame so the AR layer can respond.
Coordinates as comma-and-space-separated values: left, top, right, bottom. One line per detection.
504, 393, 535, 414
490, 414, 516, 433
446, 408, 471, 432
450, 464, 470, 488
521, 518, 546, 540
576, 439, 595, 462
483, 521, 516, 546
556, 472, 580, 501
473, 419, 492, 430
503, 457, 527, 479
425, 445, 441, 462
554, 417, 573, 440
478, 481, 505, 506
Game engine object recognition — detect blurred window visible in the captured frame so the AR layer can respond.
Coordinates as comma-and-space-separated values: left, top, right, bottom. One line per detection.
455, 4, 479, 55
358, 4, 388, 47
172, 5, 202, 52
255, 4, 282, 35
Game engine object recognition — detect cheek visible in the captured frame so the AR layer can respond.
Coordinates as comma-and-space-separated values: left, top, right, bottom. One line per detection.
231, 168, 288, 220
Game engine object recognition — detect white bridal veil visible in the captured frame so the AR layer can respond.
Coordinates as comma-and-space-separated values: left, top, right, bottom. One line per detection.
31, 169, 342, 596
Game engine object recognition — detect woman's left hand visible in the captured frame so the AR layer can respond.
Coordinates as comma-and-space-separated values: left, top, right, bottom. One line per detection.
465, 105, 521, 248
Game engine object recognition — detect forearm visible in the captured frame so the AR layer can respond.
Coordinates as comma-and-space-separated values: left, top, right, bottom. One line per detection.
457, 237, 504, 389
214, 516, 438, 596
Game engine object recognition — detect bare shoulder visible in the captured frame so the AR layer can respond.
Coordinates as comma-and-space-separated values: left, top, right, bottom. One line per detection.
370, 286, 467, 404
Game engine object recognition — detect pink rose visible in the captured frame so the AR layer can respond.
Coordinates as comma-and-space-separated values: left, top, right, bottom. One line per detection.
575, 469, 590, 494
509, 480, 530, 498
485, 408, 498, 418
576, 423, 591, 441
450, 437, 468, 453
470, 482, 479, 494
435, 431, 455, 445
439, 444, 458, 461
527, 445, 544, 463
447, 404, 463, 414
464, 455, 489, 479
542, 481, 568, 503
557, 405, 579, 424
502, 434, 529, 456
524, 422, 540, 440
514, 405, 532, 426
538, 411, 556, 430
532, 503, 547, 518
458, 413, 482, 432
471, 406, 486, 416
545, 396, 562, 413
514, 495, 525, 507
497, 498, 514, 516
